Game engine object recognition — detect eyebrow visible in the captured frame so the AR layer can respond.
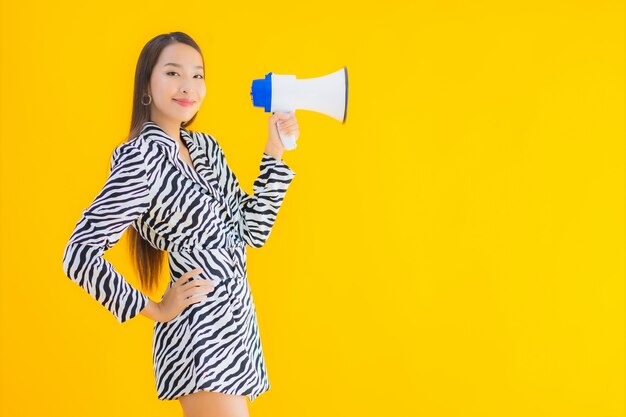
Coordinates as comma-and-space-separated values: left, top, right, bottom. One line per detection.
163, 62, 204, 70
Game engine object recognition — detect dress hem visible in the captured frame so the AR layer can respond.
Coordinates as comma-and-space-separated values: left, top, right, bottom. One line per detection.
157, 384, 270, 403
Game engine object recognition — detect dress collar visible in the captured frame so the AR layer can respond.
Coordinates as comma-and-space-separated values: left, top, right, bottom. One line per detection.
139, 120, 235, 221
140, 120, 196, 152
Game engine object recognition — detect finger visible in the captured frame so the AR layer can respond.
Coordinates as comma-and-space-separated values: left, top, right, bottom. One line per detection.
279, 115, 297, 125
185, 285, 216, 297
272, 112, 293, 122
180, 280, 216, 295
278, 126, 294, 136
175, 268, 204, 287
185, 284, 215, 303
278, 121, 296, 130
182, 267, 203, 278
174, 275, 194, 287
276, 121, 295, 129
279, 126, 298, 136
185, 287, 213, 299
271, 116, 284, 126
183, 280, 216, 293
279, 113, 295, 122
186, 295, 204, 307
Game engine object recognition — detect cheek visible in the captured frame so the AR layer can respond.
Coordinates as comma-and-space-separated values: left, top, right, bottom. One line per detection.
152, 75, 177, 95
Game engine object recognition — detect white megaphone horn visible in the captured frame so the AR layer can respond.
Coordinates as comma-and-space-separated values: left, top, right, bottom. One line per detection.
250, 67, 349, 150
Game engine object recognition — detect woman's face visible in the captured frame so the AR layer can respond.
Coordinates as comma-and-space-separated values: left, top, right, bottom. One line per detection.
149, 42, 206, 125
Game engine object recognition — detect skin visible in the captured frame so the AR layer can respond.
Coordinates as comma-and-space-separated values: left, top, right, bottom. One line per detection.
137, 42, 300, 416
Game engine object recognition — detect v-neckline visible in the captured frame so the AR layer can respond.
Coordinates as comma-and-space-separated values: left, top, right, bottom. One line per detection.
140, 120, 236, 221
177, 142, 199, 175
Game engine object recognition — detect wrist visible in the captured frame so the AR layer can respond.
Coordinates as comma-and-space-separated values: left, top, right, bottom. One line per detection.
264, 146, 284, 161
140, 299, 162, 322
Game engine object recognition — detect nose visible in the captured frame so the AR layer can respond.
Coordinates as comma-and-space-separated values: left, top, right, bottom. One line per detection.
180, 81, 191, 94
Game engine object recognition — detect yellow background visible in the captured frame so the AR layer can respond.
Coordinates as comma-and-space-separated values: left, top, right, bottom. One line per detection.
0, 1, 623, 416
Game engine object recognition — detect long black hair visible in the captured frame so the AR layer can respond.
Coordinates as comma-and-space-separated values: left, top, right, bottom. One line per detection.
124, 31, 204, 293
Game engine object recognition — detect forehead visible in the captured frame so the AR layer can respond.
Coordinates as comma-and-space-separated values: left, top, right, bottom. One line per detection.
156, 43, 203, 68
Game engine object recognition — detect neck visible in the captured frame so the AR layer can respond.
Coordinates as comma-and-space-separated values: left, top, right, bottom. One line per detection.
150, 114, 183, 146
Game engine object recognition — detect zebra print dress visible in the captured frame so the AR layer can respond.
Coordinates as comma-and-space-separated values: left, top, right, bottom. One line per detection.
61, 120, 296, 402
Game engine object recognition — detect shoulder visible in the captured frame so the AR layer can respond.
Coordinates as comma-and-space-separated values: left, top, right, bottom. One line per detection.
189, 130, 226, 163
189, 130, 220, 151
109, 136, 148, 170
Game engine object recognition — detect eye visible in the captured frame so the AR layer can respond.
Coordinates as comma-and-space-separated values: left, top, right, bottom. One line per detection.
167, 71, 203, 79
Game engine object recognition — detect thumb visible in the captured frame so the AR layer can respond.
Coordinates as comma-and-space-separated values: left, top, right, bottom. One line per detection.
271, 111, 290, 121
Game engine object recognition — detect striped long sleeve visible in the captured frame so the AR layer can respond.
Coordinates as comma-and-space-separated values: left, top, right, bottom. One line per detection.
237, 152, 296, 248
205, 134, 296, 248
62, 145, 152, 323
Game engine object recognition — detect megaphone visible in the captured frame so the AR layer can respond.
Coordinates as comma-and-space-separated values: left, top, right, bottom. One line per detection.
250, 67, 349, 150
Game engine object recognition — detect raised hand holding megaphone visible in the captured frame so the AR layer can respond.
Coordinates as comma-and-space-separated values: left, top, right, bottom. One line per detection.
250, 67, 349, 150
266, 112, 299, 156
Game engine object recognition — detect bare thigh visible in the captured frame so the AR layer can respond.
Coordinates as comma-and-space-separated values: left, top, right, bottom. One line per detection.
179, 390, 249, 417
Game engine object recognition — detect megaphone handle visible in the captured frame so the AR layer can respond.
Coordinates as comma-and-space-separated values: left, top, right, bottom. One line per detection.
272, 111, 297, 150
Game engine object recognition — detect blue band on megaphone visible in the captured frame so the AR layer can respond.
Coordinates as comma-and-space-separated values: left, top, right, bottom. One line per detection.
250, 72, 273, 112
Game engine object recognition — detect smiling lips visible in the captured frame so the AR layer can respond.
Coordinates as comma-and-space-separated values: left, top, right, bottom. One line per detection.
174, 98, 195, 107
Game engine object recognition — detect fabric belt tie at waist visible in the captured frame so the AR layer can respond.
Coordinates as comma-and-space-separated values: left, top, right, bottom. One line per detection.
169, 241, 246, 280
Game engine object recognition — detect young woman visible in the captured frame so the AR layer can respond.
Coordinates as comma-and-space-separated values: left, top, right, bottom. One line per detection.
61, 32, 298, 417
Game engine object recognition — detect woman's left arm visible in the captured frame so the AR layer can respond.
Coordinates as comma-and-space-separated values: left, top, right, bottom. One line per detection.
236, 151, 296, 248
199, 112, 298, 248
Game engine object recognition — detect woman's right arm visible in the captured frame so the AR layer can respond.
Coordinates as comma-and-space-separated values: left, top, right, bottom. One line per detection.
61, 144, 153, 324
